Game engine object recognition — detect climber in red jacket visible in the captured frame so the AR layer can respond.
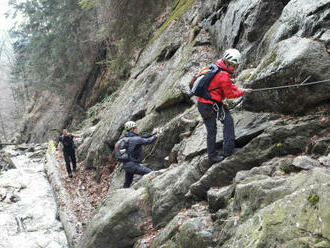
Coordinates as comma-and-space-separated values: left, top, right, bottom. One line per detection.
198, 48, 251, 163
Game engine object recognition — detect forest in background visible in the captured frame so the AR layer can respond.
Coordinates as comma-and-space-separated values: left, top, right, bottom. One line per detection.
7, 0, 175, 143
0, 30, 19, 142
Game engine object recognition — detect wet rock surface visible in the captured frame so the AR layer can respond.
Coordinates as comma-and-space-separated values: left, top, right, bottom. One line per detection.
0, 153, 16, 171
0, 144, 68, 248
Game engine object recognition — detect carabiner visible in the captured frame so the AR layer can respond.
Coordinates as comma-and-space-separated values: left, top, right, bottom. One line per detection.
212, 103, 219, 112
217, 104, 226, 122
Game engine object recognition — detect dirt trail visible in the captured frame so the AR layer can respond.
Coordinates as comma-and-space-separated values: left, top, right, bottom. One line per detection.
49, 149, 117, 246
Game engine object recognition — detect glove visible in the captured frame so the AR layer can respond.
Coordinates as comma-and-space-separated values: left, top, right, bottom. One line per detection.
157, 129, 163, 136
153, 128, 163, 137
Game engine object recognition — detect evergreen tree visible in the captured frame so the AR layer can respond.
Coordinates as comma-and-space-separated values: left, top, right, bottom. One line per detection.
9, 0, 97, 89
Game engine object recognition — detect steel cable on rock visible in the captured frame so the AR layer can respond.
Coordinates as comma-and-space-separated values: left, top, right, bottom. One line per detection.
249, 79, 330, 92
142, 79, 330, 161
227, 78, 330, 113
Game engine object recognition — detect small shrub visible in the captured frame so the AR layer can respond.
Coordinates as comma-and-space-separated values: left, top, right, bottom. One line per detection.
308, 194, 319, 206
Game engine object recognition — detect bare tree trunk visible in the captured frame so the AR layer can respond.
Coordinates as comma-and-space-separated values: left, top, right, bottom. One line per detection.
0, 110, 7, 142
0, 42, 7, 141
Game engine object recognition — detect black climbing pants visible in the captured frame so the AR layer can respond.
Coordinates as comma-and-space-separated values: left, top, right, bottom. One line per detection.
63, 149, 77, 175
197, 101, 235, 158
122, 162, 152, 188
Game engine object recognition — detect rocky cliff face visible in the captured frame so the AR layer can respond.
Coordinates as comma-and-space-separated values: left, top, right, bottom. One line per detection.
24, 0, 330, 247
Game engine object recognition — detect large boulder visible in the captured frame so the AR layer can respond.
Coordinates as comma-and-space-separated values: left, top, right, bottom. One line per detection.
319, 153, 330, 167
218, 168, 330, 248
107, 166, 125, 191
177, 111, 272, 161
77, 188, 151, 248
243, 37, 330, 114
257, 0, 330, 58
292, 155, 320, 170
189, 114, 329, 199
150, 203, 217, 248
141, 156, 211, 228
232, 176, 292, 219
207, 185, 234, 212
0, 154, 16, 171
233, 157, 287, 183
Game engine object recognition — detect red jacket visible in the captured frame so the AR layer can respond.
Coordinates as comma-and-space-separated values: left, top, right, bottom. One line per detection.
198, 59, 244, 104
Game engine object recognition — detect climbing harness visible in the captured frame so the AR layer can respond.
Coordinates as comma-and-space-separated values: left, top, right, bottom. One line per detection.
201, 103, 227, 122
142, 78, 330, 161
215, 104, 226, 122
212, 103, 219, 113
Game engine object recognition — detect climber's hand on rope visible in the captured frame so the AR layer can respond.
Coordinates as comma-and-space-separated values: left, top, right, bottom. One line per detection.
157, 129, 163, 137
153, 128, 163, 137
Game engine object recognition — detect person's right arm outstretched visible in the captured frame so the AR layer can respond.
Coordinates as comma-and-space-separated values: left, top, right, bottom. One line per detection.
136, 134, 158, 145
127, 135, 158, 163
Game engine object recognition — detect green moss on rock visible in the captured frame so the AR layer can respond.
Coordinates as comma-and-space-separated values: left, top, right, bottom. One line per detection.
262, 46, 278, 68
152, 0, 194, 41
308, 194, 319, 206
237, 69, 256, 82
249, 73, 257, 81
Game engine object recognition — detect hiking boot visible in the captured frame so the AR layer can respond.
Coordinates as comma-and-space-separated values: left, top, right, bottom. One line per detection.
233, 147, 241, 153
209, 155, 225, 164
223, 148, 241, 157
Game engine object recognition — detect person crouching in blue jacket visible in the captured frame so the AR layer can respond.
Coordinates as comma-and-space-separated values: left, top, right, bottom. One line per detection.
122, 121, 160, 188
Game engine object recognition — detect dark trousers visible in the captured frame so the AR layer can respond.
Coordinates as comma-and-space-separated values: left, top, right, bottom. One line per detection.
63, 149, 77, 175
197, 101, 235, 158
122, 162, 152, 188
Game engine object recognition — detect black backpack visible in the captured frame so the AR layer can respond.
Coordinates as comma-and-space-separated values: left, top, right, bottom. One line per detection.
188, 64, 223, 102
62, 135, 74, 150
114, 137, 130, 162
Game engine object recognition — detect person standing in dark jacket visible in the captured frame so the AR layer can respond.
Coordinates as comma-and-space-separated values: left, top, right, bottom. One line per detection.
197, 49, 252, 164
58, 129, 79, 178
122, 121, 159, 188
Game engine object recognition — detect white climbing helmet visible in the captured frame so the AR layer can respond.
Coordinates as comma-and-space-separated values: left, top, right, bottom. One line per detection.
124, 121, 137, 131
223, 48, 242, 65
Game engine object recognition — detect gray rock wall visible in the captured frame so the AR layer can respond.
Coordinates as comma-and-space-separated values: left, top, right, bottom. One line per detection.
200, 0, 286, 65
39, 0, 330, 247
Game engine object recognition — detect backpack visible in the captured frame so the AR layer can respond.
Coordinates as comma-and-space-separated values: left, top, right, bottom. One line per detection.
188, 64, 223, 102
114, 137, 130, 162
62, 135, 74, 150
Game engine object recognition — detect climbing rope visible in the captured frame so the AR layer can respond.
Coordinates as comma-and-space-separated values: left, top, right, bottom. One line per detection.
142, 134, 161, 163
142, 78, 330, 161
218, 78, 330, 117
249, 79, 330, 92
